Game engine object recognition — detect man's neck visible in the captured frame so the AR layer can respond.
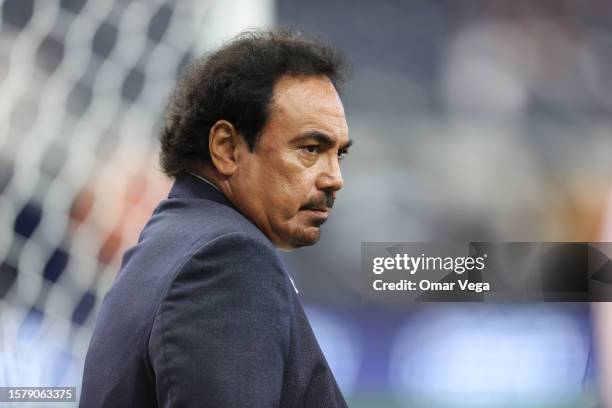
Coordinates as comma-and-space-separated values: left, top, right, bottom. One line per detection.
189, 165, 240, 219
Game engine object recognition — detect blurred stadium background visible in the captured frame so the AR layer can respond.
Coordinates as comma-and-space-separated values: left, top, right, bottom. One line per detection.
1, 0, 611, 406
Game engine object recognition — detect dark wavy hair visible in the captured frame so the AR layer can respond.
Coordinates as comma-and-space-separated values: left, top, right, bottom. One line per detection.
159, 29, 349, 178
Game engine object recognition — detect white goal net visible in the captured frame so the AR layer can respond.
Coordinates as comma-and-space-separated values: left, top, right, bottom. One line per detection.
0, 0, 272, 396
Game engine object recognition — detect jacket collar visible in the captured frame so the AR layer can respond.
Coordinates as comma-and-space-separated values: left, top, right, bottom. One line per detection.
168, 172, 233, 208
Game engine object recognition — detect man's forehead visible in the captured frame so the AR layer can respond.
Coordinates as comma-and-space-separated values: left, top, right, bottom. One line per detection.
274, 74, 340, 98
268, 75, 348, 141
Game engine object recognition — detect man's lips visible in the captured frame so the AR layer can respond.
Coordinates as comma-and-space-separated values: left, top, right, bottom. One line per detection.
301, 208, 330, 218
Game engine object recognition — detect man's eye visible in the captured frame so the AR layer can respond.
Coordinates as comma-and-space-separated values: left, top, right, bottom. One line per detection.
301, 145, 319, 154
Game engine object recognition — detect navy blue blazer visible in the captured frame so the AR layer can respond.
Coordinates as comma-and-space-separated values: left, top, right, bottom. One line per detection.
80, 173, 347, 407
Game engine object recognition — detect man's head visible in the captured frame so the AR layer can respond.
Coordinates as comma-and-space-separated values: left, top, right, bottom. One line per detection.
160, 30, 351, 250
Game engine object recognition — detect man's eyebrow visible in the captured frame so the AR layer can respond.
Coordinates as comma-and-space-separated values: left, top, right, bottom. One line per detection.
290, 131, 353, 150
340, 139, 353, 151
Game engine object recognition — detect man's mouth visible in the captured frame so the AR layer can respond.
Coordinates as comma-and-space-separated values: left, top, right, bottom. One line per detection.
301, 207, 330, 225
304, 208, 329, 216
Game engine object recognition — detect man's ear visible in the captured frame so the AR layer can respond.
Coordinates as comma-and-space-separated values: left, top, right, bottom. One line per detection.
208, 120, 241, 176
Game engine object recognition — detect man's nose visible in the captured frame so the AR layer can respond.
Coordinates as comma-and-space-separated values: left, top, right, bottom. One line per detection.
316, 157, 344, 193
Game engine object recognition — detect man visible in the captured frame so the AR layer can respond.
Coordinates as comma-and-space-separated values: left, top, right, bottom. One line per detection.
81, 30, 351, 407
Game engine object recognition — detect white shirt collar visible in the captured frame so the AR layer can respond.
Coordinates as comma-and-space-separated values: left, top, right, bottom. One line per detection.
188, 172, 221, 192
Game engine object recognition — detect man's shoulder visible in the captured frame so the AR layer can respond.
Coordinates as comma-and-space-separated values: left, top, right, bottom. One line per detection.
113, 194, 278, 300
145, 194, 270, 251
106, 195, 287, 330
148, 195, 286, 284
156, 208, 293, 321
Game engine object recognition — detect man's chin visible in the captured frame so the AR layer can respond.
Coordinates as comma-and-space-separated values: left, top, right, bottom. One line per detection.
281, 226, 321, 251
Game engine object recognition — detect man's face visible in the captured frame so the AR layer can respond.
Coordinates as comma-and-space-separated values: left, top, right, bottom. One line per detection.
230, 75, 350, 250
